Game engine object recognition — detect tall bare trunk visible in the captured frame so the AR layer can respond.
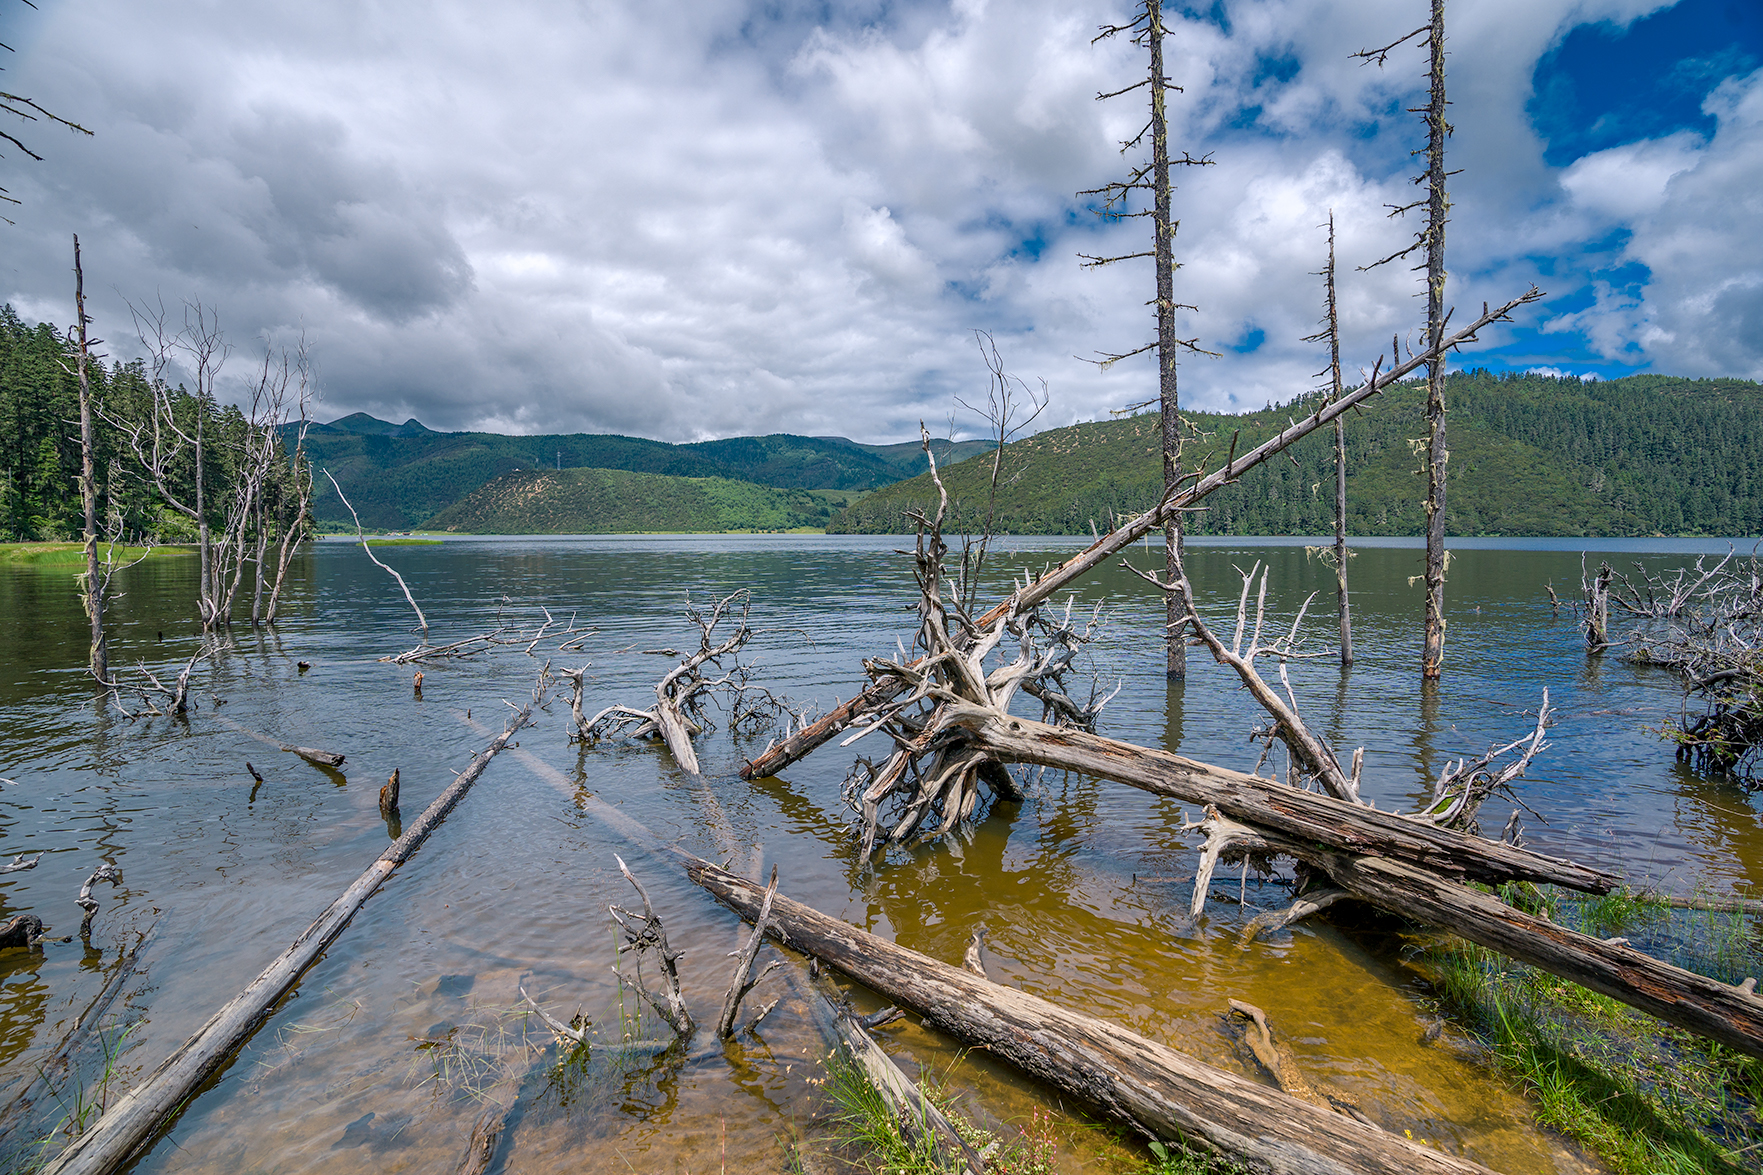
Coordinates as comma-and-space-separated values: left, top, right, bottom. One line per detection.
72, 236, 106, 680
1324, 215, 1353, 664
1420, 0, 1449, 679
1149, 0, 1185, 679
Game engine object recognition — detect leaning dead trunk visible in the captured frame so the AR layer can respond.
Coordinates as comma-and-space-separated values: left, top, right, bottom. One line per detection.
739, 290, 1543, 784
945, 705, 1613, 892
687, 856, 1497, 1175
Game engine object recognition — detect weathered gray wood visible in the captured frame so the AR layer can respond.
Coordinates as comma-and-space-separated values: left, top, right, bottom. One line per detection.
41, 707, 534, 1175
685, 856, 1497, 1175
945, 705, 1615, 893
282, 744, 345, 768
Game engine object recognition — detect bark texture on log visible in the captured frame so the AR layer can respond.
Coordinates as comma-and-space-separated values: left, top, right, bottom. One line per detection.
686, 857, 1497, 1175
946, 706, 1614, 893
41, 708, 534, 1175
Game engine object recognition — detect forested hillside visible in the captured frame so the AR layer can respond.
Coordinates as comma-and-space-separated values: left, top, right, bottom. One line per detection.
830, 371, 1763, 537
301, 415, 992, 529
427, 468, 844, 533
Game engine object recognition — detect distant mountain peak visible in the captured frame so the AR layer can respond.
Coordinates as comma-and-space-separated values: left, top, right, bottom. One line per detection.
324, 413, 434, 437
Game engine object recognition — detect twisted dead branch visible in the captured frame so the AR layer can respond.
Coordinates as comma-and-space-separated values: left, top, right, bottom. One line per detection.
75, 865, 122, 938
580, 591, 757, 775
608, 855, 693, 1038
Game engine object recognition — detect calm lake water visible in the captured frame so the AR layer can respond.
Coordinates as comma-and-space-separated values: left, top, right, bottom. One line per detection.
1, 533, 1760, 1174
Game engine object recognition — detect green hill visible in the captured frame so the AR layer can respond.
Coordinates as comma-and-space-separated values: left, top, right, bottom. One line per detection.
829, 371, 1763, 538
298, 415, 993, 530
425, 468, 848, 533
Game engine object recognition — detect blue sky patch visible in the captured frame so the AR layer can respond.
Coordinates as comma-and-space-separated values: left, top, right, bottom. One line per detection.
1529, 0, 1763, 167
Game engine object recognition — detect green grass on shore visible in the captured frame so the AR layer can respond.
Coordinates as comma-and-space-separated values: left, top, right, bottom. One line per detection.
1425, 885, 1763, 1174
0, 542, 195, 567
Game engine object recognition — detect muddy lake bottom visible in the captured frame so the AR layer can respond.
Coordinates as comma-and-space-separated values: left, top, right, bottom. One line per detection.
2, 533, 1760, 1173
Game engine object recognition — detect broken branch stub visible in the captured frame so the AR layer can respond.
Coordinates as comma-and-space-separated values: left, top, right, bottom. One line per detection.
715, 864, 782, 1039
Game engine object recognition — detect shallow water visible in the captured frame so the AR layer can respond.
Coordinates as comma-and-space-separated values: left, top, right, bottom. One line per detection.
1, 533, 1759, 1173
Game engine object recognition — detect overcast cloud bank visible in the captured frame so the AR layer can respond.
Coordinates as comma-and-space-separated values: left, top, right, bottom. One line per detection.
2, 0, 1758, 441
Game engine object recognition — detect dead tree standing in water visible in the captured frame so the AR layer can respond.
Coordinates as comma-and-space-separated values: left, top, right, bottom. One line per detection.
1355, 0, 1452, 679
67, 236, 106, 679
1081, 0, 1214, 679
1303, 214, 1353, 664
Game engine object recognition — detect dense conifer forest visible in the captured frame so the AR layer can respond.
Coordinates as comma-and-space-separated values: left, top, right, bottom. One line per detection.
831, 371, 1763, 537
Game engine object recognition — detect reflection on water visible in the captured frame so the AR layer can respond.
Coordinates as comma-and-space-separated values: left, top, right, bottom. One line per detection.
0, 533, 1757, 1173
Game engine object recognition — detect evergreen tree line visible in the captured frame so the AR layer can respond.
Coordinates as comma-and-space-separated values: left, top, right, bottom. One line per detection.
830, 371, 1763, 538
0, 303, 310, 548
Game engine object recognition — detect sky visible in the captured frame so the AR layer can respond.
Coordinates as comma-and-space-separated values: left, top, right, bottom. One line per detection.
1, 0, 1759, 443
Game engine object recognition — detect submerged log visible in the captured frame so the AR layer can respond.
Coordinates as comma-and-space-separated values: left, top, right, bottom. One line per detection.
947, 706, 1614, 893
685, 856, 1497, 1175
41, 702, 538, 1175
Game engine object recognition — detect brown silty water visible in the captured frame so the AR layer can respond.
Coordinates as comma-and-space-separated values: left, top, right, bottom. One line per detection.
2, 534, 1758, 1173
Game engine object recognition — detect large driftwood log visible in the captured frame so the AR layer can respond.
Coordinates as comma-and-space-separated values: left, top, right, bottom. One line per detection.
685, 856, 1496, 1175
740, 290, 1543, 783
945, 705, 1614, 893
953, 708, 1763, 1056
40, 698, 540, 1175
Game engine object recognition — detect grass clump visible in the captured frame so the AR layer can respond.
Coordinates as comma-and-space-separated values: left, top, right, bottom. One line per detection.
1426, 891, 1763, 1174
0, 542, 192, 567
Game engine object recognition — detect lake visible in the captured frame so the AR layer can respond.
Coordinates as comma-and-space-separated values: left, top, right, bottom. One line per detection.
1, 533, 1758, 1174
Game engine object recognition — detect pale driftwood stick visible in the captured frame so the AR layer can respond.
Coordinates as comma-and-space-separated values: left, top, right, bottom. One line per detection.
323, 469, 428, 638
715, 864, 782, 1039
943, 705, 1615, 893
688, 856, 1495, 1175
740, 289, 1544, 782
1, 853, 41, 874
1241, 887, 1353, 942
40, 695, 539, 1175
518, 976, 589, 1047
76, 864, 122, 937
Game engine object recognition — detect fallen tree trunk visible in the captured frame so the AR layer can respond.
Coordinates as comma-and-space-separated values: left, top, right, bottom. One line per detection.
946, 706, 1614, 893
952, 707, 1763, 1057
41, 702, 538, 1175
685, 856, 1497, 1175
